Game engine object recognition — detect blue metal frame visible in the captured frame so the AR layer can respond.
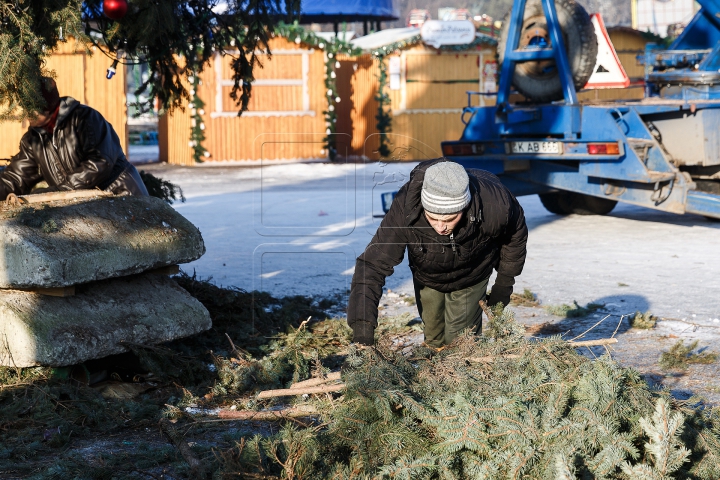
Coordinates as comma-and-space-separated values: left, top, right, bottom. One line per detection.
437, 0, 720, 220
497, 0, 578, 109
669, 0, 720, 51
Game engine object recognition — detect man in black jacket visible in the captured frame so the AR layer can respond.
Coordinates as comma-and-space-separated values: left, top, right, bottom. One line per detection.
0, 77, 148, 199
347, 160, 528, 347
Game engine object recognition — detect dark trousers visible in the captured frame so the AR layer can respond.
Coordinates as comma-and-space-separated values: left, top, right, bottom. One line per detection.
413, 277, 490, 348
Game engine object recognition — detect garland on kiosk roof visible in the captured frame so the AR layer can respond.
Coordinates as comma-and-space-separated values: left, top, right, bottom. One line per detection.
275, 22, 361, 160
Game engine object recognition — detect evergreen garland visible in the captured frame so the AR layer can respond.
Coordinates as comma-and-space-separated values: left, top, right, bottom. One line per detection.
275, 22, 361, 160
0, 0, 300, 119
187, 71, 208, 163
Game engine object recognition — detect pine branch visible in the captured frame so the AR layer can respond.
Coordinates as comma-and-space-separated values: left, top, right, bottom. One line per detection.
0, 0, 301, 118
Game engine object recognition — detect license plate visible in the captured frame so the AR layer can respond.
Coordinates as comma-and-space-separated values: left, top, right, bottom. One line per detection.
511, 141, 562, 154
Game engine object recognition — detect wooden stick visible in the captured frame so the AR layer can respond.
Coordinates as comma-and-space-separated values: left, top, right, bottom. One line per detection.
568, 338, 618, 347
159, 419, 204, 477
218, 406, 319, 420
479, 300, 494, 321
467, 354, 521, 363
257, 383, 345, 399
290, 372, 342, 389
7, 189, 112, 206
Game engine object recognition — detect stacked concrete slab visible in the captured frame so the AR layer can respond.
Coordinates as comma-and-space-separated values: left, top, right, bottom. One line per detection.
0, 192, 211, 367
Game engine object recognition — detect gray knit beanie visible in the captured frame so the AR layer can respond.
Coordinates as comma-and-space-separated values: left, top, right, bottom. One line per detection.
421, 162, 471, 214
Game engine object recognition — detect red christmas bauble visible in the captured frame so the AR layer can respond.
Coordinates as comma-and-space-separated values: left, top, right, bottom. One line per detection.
103, 0, 128, 20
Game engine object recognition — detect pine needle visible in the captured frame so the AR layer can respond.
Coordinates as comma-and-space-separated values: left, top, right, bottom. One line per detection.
659, 340, 718, 370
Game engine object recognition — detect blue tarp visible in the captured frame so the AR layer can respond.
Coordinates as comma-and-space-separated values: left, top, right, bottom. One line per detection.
297, 0, 399, 22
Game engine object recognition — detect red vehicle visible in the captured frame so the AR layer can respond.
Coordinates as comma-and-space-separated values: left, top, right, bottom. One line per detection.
406, 9, 430, 28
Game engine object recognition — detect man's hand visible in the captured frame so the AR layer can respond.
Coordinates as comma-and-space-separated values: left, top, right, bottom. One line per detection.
352, 321, 375, 346
487, 274, 514, 308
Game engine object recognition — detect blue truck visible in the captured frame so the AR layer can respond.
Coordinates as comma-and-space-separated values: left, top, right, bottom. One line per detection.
439, 0, 720, 219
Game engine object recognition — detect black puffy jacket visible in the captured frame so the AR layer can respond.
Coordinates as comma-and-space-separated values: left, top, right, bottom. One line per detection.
347, 159, 528, 331
0, 97, 148, 200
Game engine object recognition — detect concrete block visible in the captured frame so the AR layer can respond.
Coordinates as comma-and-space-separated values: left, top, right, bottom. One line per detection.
0, 274, 212, 367
0, 195, 204, 288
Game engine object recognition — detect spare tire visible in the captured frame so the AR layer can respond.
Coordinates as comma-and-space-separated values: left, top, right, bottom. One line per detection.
498, 0, 598, 102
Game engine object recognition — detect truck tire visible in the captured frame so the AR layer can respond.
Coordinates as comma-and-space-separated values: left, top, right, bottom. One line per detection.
498, 0, 598, 102
539, 191, 617, 215
538, 192, 574, 214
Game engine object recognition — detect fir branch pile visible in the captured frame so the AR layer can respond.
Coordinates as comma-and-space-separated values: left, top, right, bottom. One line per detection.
2, 275, 720, 477
218, 308, 720, 479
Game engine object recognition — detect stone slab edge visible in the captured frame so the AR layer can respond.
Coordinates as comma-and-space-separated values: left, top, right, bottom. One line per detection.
0, 273, 212, 367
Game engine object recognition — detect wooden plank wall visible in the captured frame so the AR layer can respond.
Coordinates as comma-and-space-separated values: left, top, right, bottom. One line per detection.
0, 39, 127, 160
387, 46, 495, 161
161, 37, 327, 165
335, 53, 380, 158
335, 46, 495, 161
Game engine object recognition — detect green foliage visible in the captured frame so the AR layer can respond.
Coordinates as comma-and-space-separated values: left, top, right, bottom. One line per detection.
217, 309, 720, 479
485, 302, 526, 340
621, 398, 691, 478
188, 72, 208, 163
0, 276, 346, 475
41, 218, 59, 233
375, 312, 423, 339
659, 340, 718, 370
0, 0, 86, 119
0, 0, 300, 119
138, 170, 185, 204
546, 300, 604, 318
211, 319, 352, 398
510, 288, 539, 307
632, 311, 657, 330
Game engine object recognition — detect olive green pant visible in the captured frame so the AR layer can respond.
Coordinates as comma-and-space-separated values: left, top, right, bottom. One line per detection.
413, 277, 490, 348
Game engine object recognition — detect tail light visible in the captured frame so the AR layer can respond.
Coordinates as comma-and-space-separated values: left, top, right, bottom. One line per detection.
587, 143, 620, 155
441, 143, 484, 156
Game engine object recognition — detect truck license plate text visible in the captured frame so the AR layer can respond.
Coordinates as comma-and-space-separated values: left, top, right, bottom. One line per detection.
511, 141, 561, 154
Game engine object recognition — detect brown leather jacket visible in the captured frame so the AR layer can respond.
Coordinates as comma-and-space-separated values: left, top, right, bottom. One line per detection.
0, 97, 148, 199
